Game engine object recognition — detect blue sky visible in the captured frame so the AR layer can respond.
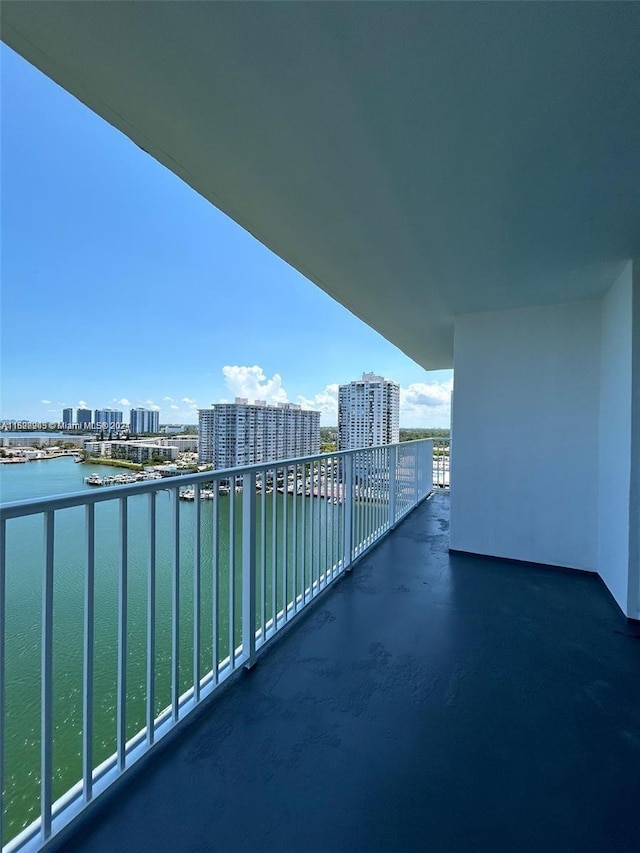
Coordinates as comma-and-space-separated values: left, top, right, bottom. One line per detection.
1, 45, 452, 427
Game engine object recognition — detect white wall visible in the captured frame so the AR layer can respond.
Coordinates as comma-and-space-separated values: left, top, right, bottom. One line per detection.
450, 300, 602, 571
450, 267, 640, 618
597, 263, 632, 614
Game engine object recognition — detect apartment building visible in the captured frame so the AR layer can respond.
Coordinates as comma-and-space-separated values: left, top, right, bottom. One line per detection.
94, 408, 123, 428
129, 408, 160, 435
76, 408, 92, 428
198, 398, 320, 468
109, 441, 178, 464
338, 373, 400, 450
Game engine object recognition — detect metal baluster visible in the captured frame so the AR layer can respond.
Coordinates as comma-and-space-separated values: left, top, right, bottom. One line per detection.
171, 489, 180, 721
193, 484, 201, 703
292, 465, 298, 611
343, 454, 353, 570
301, 463, 307, 603
389, 445, 397, 529
212, 481, 219, 685
271, 471, 277, 627
147, 492, 156, 743
282, 466, 288, 621
0, 518, 6, 846
310, 462, 315, 594
41, 511, 54, 840
242, 471, 257, 668
229, 477, 236, 667
83, 504, 95, 800
117, 498, 128, 768
260, 472, 266, 641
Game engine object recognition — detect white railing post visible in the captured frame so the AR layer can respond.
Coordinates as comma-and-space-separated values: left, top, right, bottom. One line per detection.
242, 471, 257, 669
41, 510, 55, 841
388, 444, 397, 528
343, 453, 354, 570
0, 519, 5, 850
426, 439, 434, 497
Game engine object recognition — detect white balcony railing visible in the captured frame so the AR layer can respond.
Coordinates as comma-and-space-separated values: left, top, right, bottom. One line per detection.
0, 438, 449, 852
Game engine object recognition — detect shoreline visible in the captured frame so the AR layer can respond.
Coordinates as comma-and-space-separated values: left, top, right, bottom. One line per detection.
0, 451, 80, 464
83, 457, 143, 471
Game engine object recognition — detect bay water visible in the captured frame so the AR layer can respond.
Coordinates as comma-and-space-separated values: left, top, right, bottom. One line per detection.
1, 456, 341, 841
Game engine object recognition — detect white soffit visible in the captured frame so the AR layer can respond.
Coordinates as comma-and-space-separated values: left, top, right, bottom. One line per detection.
3, 2, 639, 368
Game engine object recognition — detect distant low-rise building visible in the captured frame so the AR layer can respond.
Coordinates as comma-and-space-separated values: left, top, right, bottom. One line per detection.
0, 435, 86, 448
83, 440, 113, 458
109, 441, 178, 464
157, 436, 198, 452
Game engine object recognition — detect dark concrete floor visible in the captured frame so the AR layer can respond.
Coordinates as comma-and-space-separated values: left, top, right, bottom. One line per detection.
61, 492, 640, 853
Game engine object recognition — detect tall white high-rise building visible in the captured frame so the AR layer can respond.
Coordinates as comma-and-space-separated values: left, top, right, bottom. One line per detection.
338, 372, 400, 450
198, 398, 320, 468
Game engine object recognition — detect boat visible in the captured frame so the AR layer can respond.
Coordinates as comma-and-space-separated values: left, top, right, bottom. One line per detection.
85, 474, 103, 486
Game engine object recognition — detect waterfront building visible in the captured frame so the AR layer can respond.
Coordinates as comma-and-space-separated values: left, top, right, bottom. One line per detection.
0, 435, 87, 449
94, 408, 123, 428
62, 408, 73, 427
198, 398, 320, 467
338, 373, 400, 451
129, 408, 160, 435
76, 408, 92, 428
157, 436, 198, 452
83, 440, 112, 458
109, 441, 178, 464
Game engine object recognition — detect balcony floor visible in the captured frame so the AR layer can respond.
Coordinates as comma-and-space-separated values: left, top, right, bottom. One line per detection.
62, 492, 640, 853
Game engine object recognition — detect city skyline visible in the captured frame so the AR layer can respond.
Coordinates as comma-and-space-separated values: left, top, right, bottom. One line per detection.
1, 44, 453, 428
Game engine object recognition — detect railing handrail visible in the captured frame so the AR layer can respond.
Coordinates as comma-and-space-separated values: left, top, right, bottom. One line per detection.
1, 436, 447, 852
0, 439, 448, 520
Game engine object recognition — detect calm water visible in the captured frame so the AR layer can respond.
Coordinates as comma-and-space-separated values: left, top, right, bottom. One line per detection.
1, 456, 343, 841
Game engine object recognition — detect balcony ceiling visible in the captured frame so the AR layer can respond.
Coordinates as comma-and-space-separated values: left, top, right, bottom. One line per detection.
3, 2, 639, 368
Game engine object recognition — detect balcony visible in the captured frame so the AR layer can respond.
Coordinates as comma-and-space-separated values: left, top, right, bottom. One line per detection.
1, 4, 639, 850
1, 440, 448, 851
3, 445, 640, 851
71, 494, 638, 853
2, 439, 639, 852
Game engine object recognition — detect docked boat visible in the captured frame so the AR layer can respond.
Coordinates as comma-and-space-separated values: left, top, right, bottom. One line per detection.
85, 474, 103, 486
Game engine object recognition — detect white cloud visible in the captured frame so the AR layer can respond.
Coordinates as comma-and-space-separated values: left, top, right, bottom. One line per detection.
143, 399, 161, 411
41, 399, 52, 404
170, 404, 179, 410
115, 398, 130, 407
78, 400, 88, 408
163, 396, 174, 402
222, 365, 288, 404
298, 384, 339, 420
400, 377, 453, 427
181, 397, 196, 405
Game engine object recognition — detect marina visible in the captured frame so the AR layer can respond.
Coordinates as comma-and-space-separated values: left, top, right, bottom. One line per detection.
84, 471, 164, 487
